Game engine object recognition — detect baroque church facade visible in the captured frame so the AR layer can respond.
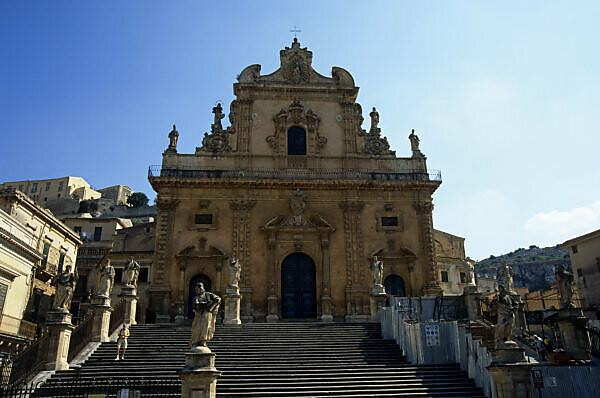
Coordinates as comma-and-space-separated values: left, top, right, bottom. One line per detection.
148, 39, 443, 322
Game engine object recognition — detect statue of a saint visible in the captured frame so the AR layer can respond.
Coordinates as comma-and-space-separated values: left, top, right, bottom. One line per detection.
499, 263, 515, 294
52, 265, 78, 312
228, 257, 242, 289
167, 124, 179, 151
124, 257, 141, 287
408, 129, 420, 152
369, 107, 380, 134
212, 103, 224, 132
492, 286, 516, 347
555, 265, 575, 308
97, 260, 115, 297
190, 282, 221, 348
369, 256, 384, 291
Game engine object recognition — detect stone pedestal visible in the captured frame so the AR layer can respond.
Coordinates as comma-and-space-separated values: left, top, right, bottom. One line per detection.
90, 295, 112, 342
487, 363, 534, 398
119, 285, 138, 326
463, 285, 481, 320
492, 341, 526, 363
369, 292, 387, 322
422, 282, 443, 296
179, 347, 221, 398
266, 295, 279, 322
320, 296, 333, 322
557, 307, 591, 361
45, 310, 74, 371
223, 288, 242, 325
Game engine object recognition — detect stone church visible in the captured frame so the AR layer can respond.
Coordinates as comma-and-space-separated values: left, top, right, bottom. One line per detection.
148, 39, 443, 322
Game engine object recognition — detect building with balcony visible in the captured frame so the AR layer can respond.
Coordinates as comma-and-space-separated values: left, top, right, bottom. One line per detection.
147, 39, 444, 323
0, 189, 81, 355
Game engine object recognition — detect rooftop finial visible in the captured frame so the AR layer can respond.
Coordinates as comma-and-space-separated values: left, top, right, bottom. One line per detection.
290, 25, 301, 40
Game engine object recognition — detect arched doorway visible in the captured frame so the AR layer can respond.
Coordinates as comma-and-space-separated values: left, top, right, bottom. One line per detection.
188, 274, 211, 319
384, 274, 406, 296
281, 253, 316, 318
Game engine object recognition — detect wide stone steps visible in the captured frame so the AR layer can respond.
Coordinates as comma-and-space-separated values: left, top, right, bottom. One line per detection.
36, 322, 484, 397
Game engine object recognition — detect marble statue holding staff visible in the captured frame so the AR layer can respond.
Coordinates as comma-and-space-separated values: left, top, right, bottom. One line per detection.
97, 260, 115, 297
124, 257, 141, 287
499, 263, 515, 294
369, 256, 384, 293
555, 265, 575, 308
492, 285, 516, 348
190, 282, 221, 349
53, 265, 78, 312
228, 257, 241, 290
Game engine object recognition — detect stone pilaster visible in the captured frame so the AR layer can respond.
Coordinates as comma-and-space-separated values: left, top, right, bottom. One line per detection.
320, 232, 333, 322
339, 101, 362, 155
230, 199, 256, 322
414, 201, 442, 296
151, 198, 178, 320
44, 310, 74, 371
179, 348, 221, 398
557, 307, 591, 361
90, 295, 112, 342
340, 200, 369, 322
119, 285, 138, 326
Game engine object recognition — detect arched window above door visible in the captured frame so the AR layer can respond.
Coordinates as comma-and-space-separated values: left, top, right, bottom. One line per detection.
287, 126, 307, 155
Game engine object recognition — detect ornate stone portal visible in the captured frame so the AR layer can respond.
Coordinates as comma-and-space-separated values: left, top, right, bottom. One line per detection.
149, 39, 442, 323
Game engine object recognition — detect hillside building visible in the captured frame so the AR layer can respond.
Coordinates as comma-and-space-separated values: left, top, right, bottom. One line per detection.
433, 229, 475, 296
561, 228, 600, 308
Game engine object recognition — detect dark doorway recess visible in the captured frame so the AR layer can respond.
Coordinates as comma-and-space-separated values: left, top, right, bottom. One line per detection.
281, 252, 316, 318
188, 274, 212, 319
384, 274, 406, 296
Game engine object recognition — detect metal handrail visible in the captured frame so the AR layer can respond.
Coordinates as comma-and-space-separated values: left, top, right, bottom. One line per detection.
148, 165, 442, 182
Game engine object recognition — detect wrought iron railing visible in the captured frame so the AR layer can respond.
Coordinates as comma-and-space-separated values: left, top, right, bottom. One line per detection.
109, 300, 126, 335
0, 376, 180, 397
5, 332, 49, 385
148, 165, 442, 182
67, 312, 95, 362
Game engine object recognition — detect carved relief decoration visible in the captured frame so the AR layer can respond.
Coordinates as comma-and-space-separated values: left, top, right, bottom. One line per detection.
198, 103, 236, 153
267, 99, 327, 155
361, 107, 395, 156
281, 38, 312, 85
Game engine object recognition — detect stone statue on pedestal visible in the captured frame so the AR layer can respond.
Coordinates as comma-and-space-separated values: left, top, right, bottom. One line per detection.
369, 256, 384, 293
190, 282, 221, 348
499, 263, 515, 294
492, 286, 516, 348
52, 265, 78, 312
167, 124, 179, 152
97, 260, 115, 297
228, 257, 241, 290
555, 265, 575, 308
408, 129, 424, 158
124, 257, 141, 287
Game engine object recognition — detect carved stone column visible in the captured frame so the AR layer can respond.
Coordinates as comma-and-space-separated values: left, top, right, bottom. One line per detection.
90, 295, 112, 342
320, 232, 333, 322
151, 198, 179, 322
119, 286, 138, 326
230, 199, 256, 322
44, 310, 74, 371
340, 201, 368, 322
414, 201, 442, 296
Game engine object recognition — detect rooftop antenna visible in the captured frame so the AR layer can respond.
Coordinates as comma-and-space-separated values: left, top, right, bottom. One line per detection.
290, 26, 301, 39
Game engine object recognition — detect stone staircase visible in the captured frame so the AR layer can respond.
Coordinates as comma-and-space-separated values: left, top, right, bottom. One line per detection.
37, 322, 485, 397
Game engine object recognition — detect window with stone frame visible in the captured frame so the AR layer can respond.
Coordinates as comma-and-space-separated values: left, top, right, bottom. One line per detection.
42, 242, 51, 269
441, 270, 449, 282
114, 268, 123, 283
195, 214, 213, 225
45, 182, 51, 191
139, 267, 150, 283
58, 252, 66, 274
460, 272, 467, 283
287, 126, 307, 155
0, 281, 8, 315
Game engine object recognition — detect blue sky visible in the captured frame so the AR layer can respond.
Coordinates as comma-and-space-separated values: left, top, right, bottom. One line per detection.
1, 1, 599, 259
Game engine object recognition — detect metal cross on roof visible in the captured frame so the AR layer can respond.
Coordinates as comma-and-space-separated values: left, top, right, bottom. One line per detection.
290, 26, 301, 39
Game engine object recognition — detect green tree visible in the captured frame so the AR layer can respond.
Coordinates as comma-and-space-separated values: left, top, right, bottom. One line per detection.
127, 192, 149, 207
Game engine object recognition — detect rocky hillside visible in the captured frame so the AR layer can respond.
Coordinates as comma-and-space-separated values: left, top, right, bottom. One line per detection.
475, 245, 571, 292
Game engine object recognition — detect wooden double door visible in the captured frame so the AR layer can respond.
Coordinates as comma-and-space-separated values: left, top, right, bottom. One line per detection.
281, 253, 316, 318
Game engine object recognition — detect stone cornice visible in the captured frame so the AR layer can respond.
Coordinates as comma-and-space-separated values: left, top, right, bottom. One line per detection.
149, 176, 440, 194
0, 224, 44, 262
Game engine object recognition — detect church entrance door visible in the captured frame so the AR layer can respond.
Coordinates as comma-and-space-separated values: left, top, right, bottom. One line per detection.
281, 253, 316, 318
384, 274, 406, 296
188, 274, 211, 319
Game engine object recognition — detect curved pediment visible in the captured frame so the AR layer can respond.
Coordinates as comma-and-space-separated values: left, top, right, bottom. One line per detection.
176, 239, 226, 259
236, 38, 355, 88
